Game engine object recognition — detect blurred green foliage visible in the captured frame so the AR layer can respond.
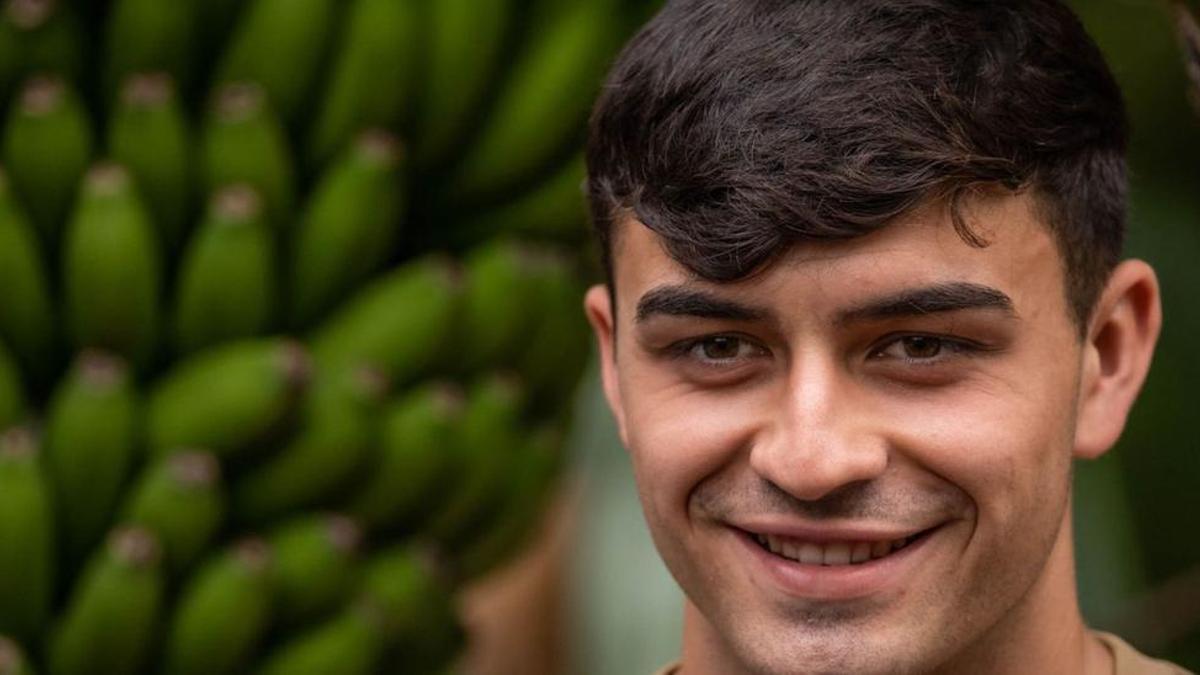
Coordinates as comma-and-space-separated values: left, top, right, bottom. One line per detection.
1069, 0, 1200, 668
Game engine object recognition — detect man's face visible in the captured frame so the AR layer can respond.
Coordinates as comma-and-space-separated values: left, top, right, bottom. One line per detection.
588, 194, 1093, 674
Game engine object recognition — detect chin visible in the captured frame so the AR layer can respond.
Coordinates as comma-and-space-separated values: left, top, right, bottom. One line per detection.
719, 618, 937, 675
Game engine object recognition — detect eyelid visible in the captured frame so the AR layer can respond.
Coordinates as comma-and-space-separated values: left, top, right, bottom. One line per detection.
868, 333, 989, 364
667, 333, 768, 364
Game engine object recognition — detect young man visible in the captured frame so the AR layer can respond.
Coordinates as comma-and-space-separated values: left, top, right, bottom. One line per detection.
582, 1, 1190, 673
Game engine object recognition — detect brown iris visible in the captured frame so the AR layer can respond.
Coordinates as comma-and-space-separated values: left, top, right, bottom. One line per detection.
901, 336, 943, 359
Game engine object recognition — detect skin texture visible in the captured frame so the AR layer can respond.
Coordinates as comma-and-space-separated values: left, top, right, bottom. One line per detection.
584, 193, 1161, 675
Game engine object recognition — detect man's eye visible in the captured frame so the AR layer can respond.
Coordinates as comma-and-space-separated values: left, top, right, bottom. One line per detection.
872, 335, 961, 362
685, 335, 760, 363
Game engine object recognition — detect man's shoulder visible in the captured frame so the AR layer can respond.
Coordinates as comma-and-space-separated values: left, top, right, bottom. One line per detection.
1095, 631, 1195, 675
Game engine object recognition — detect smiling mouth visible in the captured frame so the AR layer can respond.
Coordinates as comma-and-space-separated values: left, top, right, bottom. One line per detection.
747, 529, 935, 566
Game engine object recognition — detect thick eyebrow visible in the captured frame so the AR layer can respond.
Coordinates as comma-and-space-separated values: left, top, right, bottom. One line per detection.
837, 282, 1016, 324
635, 285, 770, 324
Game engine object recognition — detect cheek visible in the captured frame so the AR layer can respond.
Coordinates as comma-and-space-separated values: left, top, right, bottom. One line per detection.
619, 374, 768, 523
884, 372, 1076, 536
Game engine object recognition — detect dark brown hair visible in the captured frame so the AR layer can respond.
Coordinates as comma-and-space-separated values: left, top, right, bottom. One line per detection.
587, 0, 1129, 331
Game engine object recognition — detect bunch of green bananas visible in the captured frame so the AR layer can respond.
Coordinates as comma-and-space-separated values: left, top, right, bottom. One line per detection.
0, 0, 650, 672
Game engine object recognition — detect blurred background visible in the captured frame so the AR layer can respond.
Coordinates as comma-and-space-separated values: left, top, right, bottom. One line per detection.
0, 1, 1194, 674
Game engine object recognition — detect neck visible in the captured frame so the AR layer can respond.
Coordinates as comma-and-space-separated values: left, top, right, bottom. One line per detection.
677, 511, 1112, 675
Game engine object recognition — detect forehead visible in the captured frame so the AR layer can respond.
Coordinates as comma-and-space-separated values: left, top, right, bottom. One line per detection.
611, 194, 1068, 323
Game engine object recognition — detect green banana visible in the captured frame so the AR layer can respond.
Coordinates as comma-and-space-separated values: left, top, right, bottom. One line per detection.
517, 249, 591, 412
172, 184, 275, 355
0, 343, 23, 429
289, 130, 404, 328
425, 373, 525, 546
43, 350, 139, 565
346, 381, 465, 533
452, 153, 587, 245
310, 255, 461, 383
214, 0, 340, 126
253, 600, 385, 675
1, 75, 92, 246
446, 0, 624, 200
0, 428, 54, 646
268, 513, 363, 629
453, 424, 564, 581
200, 82, 295, 232
233, 366, 386, 525
107, 72, 192, 253
62, 162, 161, 369
0, 167, 54, 387
360, 545, 462, 667
120, 451, 224, 573
0, 635, 34, 675
48, 527, 163, 675
101, 0, 196, 103
145, 338, 309, 458
455, 237, 545, 373
161, 538, 273, 675
3, 0, 85, 87
412, 0, 514, 168
306, 0, 420, 168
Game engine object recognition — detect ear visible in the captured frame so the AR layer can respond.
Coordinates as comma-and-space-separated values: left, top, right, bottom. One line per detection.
1073, 260, 1162, 459
584, 284, 630, 446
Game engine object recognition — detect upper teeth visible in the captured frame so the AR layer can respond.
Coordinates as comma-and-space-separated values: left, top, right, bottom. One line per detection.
755, 533, 912, 565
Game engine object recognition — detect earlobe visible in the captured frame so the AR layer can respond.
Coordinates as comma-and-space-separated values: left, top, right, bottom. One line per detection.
583, 285, 630, 445
1073, 260, 1162, 459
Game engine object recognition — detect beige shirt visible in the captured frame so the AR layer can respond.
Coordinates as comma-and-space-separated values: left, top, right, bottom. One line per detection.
652, 632, 1195, 675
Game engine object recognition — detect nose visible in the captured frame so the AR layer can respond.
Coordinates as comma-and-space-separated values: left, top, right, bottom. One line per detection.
748, 357, 889, 502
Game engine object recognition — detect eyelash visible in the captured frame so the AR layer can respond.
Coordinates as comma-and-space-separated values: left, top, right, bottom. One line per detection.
867, 333, 985, 366
667, 334, 765, 366
666, 333, 987, 368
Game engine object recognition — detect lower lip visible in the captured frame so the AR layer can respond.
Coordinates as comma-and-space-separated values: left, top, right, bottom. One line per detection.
734, 526, 939, 601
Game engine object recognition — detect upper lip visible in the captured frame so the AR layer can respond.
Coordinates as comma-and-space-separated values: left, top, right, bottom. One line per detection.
730, 518, 937, 543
